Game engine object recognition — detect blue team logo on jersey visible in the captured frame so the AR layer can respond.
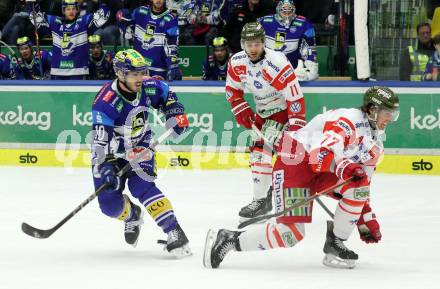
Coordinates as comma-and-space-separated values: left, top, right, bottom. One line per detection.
254, 80, 263, 89
290, 102, 302, 113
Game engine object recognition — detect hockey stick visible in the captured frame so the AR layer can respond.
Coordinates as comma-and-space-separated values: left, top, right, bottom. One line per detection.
315, 197, 335, 218
250, 122, 277, 154
31, 2, 44, 78
237, 177, 353, 229
21, 127, 176, 239
0, 40, 16, 58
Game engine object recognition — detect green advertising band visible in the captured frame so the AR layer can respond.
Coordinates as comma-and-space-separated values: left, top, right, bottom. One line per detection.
0, 81, 439, 151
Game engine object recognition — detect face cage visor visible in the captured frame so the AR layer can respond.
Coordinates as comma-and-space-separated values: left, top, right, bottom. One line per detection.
276, 3, 295, 25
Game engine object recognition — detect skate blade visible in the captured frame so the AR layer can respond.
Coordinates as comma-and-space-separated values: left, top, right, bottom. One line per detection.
170, 244, 193, 259
322, 253, 356, 269
203, 229, 218, 268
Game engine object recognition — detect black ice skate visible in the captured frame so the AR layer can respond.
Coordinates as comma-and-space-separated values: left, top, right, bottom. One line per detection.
203, 229, 241, 269
323, 220, 358, 269
124, 203, 144, 247
166, 223, 192, 258
238, 187, 273, 223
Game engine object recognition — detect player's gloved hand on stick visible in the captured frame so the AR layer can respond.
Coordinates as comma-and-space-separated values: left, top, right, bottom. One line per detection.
99, 156, 122, 191
336, 160, 368, 188
357, 203, 382, 243
164, 99, 189, 136
339, 160, 367, 184
166, 114, 189, 135
231, 98, 254, 129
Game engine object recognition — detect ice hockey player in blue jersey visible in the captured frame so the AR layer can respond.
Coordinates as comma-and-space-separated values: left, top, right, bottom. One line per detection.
14, 36, 51, 80
118, 0, 181, 81
184, 0, 231, 45
88, 34, 115, 80
259, 0, 318, 81
202, 36, 230, 80
0, 53, 15, 80
91, 49, 192, 257
28, 0, 110, 80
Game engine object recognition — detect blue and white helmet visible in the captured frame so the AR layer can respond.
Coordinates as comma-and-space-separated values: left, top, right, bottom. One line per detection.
275, 0, 296, 27
113, 49, 148, 75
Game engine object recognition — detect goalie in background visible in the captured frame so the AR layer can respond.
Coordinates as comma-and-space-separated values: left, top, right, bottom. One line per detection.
259, 0, 319, 81
91, 49, 192, 258
204, 86, 399, 269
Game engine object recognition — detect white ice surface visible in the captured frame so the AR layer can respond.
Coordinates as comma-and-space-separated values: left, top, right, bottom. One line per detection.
1, 167, 440, 289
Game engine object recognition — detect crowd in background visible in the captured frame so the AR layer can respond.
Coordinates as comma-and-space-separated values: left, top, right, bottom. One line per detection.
399, 22, 440, 81
3, 0, 440, 82
0, 0, 402, 82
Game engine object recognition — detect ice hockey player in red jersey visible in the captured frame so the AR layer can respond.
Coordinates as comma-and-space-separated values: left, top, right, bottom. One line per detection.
225, 22, 306, 223
204, 86, 399, 269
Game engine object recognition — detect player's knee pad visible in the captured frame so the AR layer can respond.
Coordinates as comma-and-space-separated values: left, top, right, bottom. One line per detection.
250, 144, 273, 184
97, 190, 126, 218
115, 194, 135, 221
337, 185, 370, 217
265, 220, 305, 248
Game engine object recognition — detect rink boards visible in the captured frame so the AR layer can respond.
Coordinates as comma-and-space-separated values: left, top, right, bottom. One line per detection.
0, 80, 439, 175
0, 148, 439, 175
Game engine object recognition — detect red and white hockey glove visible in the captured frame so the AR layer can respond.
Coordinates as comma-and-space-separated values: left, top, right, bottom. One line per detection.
337, 160, 367, 186
357, 203, 382, 243
230, 99, 254, 129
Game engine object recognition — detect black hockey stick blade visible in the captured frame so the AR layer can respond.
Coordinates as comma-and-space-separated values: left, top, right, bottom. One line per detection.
21, 222, 54, 239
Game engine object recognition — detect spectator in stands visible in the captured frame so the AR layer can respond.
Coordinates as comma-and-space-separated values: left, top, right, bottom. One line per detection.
93, 0, 123, 47
167, 0, 193, 44
14, 36, 51, 79
222, 0, 276, 53
183, 0, 230, 45
28, 0, 110, 80
423, 33, 440, 81
259, 0, 318, 81
400, 22, 435, 81
118, 0, 181, 81
88, 34, 115, 80
1, 0, 34, 46
0, 53, 15, 79
202, 36, 230, 80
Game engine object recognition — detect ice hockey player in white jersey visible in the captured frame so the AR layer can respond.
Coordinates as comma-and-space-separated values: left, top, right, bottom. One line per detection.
225, 22, 306, 223
204, 86, 399, 269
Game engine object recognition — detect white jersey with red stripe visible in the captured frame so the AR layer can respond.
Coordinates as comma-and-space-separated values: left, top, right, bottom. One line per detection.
225, 48, 306, 130
293, 108, 384, 178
